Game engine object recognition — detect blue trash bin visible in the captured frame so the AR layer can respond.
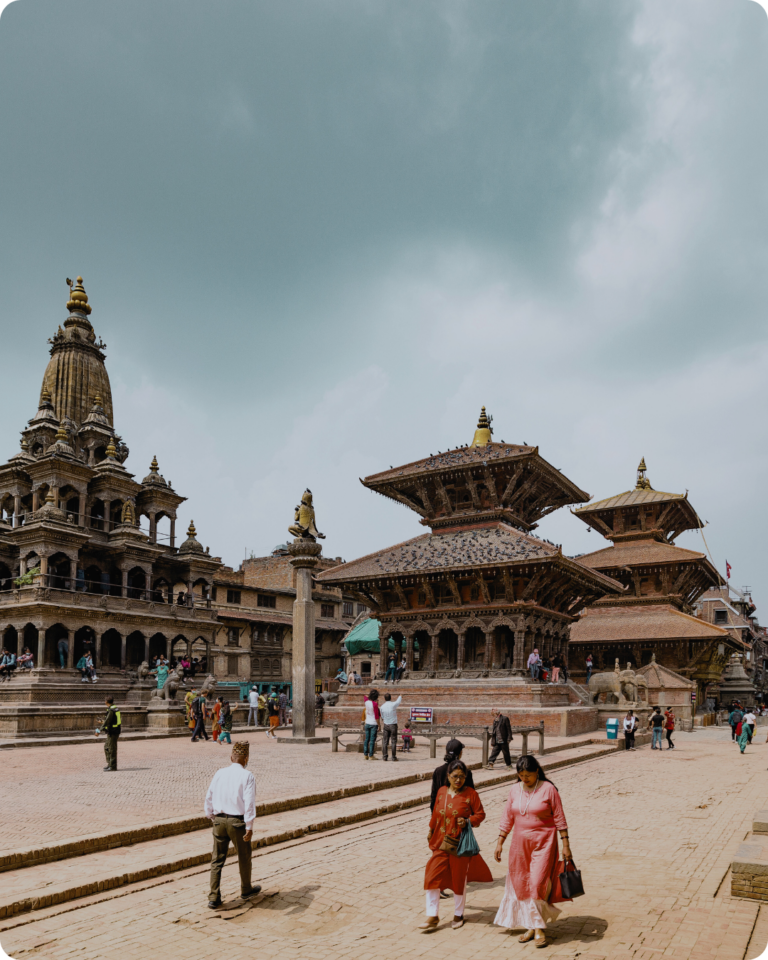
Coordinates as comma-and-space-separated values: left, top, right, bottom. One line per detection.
606, 718, 619, 740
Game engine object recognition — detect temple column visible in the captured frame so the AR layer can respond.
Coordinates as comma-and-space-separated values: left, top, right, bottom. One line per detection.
456, 631, 466, 673
95, 632, 103, 668
429, 633, 438, 673
13, 496, 21, 527
288, 540, 322, 740
66, 628, 74, 669
149, 513, 157, 544
170, 518, 176, 549
120, 634, 127, 670
32, 489, 40, 513
78, 494, 86, 527
36, 628, 45, 668
69, 559, 77, 591
19, 557, 26, 576
405, 634, 414, 672
483, 628, 493, 671
121, 569, 128, 598
513, 622, 526, 674
187, 579, 194, 608
39, 556, 48, 586
144, 635, 150, 663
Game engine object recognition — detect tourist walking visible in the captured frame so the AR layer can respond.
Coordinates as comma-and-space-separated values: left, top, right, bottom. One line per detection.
247, 686, 259, 726
487, 708, 514, 769
278, 687, 289, 727
729, 703, 744, 742
191, 691, 209, 741
623, 710, 638, 751
363, 689, 381, 759
421, 760, 492, 930
663, 709, 676, 749
649, 706, 664, 750
586, 654, 593, 684
527, 649, 541, 681
431, 739, 475, 810
743, 708, 756, 744
185, 687, 197, 725
493, 756, 573, 948
737, 719, 750, 753
257, 689, 267, 727
204, 741, 261, 909
218, 701, 233, 744
57, 635, 69, 669
380, 692, 402, 761
551, 653, 563, 684
97, 696, 121, 771
211, 696, 223, 743
385, 654, 397, 685
153, 658, 169, 692
266, 692, 279, 738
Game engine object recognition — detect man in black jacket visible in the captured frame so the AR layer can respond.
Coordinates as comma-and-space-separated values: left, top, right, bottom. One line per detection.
487, 708, 513, 769
99, 696, 121, 771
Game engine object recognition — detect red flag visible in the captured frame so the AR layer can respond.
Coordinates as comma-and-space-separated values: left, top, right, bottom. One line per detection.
726, 560, 732, 579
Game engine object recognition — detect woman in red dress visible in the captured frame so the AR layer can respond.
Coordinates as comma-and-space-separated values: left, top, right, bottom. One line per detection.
494, 756, 572, 948
421, 760, 492, 931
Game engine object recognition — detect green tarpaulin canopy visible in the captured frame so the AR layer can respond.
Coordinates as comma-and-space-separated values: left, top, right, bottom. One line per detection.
343, 618, 419, 656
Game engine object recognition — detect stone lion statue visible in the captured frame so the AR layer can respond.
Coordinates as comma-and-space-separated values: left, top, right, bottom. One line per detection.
200, 674, 217, 698
151, 668, 180, 701
137, 660, 150, 681
588, 670, 626, 704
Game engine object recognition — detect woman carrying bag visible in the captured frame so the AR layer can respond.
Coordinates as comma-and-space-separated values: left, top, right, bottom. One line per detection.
494, 756, 577, 948
421, 760, 492, 931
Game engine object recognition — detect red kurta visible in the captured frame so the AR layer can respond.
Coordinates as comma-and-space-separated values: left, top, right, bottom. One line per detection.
424, 786, 493, 894
499, 780, 568, 902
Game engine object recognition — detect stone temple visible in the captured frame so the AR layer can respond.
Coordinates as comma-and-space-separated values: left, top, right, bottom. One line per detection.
0, 278, 222, 737
318, 408, 623, 734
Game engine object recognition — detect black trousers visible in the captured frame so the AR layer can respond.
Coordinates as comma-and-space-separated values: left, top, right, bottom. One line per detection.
665, 729, 674, 748
192, 714, 209, 740
624, 730, 635, 750
489, 740, 512, 766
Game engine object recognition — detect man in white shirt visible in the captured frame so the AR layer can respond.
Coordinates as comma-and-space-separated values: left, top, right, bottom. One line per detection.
380, 692, 402, 761
247, 687, 259, 727
743, 709, 757, 743
204, 741, 260, 908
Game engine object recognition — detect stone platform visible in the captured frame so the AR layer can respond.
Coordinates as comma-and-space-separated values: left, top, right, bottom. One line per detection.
325, 677, 599, 736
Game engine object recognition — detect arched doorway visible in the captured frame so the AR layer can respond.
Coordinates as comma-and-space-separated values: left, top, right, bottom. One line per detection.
22, 623, 38, 660
74, 626, 96, 664
101, 629, 122, 668
495, 626, 514, 669
0, 562, 13, 592
413, 630, 430, 671
437, 629, 458, 670
170, 635, 189, 665
127, 567, 147, 600
44, 623, 68, 666
464, 627, 485, 668
149, 633, 167, 662
126, 631, 146, 666
3, 625, 18, 656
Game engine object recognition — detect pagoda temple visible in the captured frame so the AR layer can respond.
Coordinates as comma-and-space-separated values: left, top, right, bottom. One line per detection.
0, 278, 221, 737
569, 459, 741, 706
317, 408, 621, 681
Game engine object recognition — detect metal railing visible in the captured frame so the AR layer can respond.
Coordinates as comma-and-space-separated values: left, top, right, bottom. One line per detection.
331, 721, 545, 764
0, 575, 213, 610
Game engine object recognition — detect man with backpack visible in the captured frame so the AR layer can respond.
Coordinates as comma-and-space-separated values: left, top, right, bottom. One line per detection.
191, 691, 210, 741
729, 702, 744, 742
98, 696, 121, 771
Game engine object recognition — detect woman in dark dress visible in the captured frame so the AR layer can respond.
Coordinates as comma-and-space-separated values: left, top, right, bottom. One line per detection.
430, 739, 475, 811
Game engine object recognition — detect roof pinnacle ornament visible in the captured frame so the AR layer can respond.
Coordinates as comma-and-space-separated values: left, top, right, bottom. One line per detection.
636, 457, 652, 491
469, 406, 493, 448
66, 276, 92, 316
105, 439, 117, 459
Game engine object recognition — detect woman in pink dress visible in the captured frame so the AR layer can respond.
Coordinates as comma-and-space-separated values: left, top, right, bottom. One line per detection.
494, 756, 572, 948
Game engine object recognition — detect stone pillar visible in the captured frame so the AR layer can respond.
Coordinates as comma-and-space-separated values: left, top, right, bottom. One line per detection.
69, 558, 77, 591
379, 624, 389, 677
170, 518, 176, 549
144, 635, 150, 662
39, 556, 48, 586
167, 583, 173, 605
288, 539, 322, 739
429, 633, 438, 673
121, 569, 128, 598
36, 628, 45, 668
405, 633, 414, 671
13, 496, 21, 527
96, 632, 103, 667
120, 634, 127, 670
66, 628, 74, 669
513, 623, 526, 674
187, 579, 194, 608
149, 513, 157, 543
483, 628, 493, 671
32, 489, 40, 513
457, 632, 466, 672
78, 494, 86, 527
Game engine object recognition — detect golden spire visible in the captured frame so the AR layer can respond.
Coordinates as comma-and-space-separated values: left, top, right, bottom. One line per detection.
105, 439, 117, 459
41, 390, 52, 405
149, 455, 159, 473
93, 395, 102, 406
55, 425, 68, 442
66, 276, 92, 316
469, 406, 493, 448
187, 520, 197, 538
636, 457, 652, 490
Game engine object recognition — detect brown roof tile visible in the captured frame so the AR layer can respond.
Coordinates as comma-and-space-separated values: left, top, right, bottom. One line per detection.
574, 488, 687, 513
570, 603, 737, 644
635, 660, 694, 689
576, 539, 707, 570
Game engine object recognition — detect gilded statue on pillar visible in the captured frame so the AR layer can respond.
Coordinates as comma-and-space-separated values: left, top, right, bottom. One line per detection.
289, 489, 325, 541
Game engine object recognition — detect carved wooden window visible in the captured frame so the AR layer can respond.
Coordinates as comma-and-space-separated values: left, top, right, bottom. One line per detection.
715, 609, 728, 625
417, 590, 426, 606
226, 589, 241, 604
470, 584, 479, 602
271, 658, 280, 673
356, 603, 368, 615
343, 602, 354, 617
321, 603, 335, 619
227, 654, 239, 675
211, 586, 218, 601
227, 627, 240, 646
257, 594, 276, 608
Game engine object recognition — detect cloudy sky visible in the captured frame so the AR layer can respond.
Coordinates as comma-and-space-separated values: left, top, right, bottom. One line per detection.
0, 0, 766, 604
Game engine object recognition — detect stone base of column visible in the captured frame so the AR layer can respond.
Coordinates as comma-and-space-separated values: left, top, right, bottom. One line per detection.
275, 735, 330, 744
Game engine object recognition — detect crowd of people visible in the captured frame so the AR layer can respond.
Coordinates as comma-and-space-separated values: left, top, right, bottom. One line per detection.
526, 648, 567, 683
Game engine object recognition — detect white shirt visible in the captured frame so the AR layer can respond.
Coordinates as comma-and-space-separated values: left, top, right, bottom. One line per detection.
744, 712, 756, 725
248, 689, 259, 707
204, 763, 257, 830
380, 696, 402, 725
623, 716, 637, 731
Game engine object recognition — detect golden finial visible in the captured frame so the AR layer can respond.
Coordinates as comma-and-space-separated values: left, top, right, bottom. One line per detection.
93, 395, 102, 406
41, 390, 52, 405
66, 276, 92, 316
187, 520, 197, 538
150, 455, 159, 473
44, 491, 56, 504
105, 439, 117, 459
469, 406, 494, 448
55, 425, 68, 442
20, 438, 28, 450
636, 457, 652, 490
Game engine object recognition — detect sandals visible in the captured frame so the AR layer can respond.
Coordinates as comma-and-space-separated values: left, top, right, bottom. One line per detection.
519, 930, 535, 943
451, 915, 464, 929
535, 931, 548, 948
418, 916, 439, 931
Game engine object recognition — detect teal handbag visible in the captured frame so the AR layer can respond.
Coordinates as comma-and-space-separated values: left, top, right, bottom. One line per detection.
456, 822, 480, 858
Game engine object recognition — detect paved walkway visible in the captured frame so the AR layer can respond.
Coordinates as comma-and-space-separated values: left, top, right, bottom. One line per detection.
2, 727, 767, 960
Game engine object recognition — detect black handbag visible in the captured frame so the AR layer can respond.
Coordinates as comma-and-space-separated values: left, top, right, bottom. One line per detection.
559, 858, 585, 899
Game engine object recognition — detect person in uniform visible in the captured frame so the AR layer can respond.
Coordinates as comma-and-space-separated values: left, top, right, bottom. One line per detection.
204, 741, 261, 908
98, 696, 121, 771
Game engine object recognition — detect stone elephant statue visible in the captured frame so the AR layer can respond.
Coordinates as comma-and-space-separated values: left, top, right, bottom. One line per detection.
618, 669, 649, 704
588, 671, 627, 704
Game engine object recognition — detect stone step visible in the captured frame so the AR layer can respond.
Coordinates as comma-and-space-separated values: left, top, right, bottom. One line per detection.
0, 740, 619, 921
